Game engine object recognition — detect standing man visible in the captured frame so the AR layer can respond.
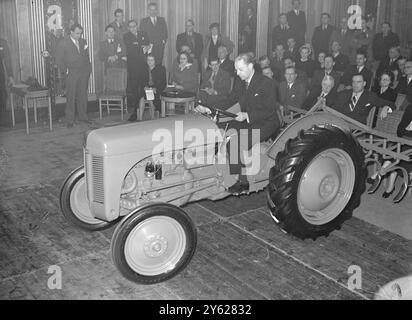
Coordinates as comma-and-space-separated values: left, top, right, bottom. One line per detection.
110, 8, 128, 40
0, 37, 14, 112
272, 13, 294, 52
56, 23, 92, 128
123, 20, 150, 121
98, 25, 126, 71
312, 13, 335, 58
140, 2, 168, 65
330, 17, 354, 57
372, 22, 400, 64
176, 19, 203, 71
287, 0, 306, 47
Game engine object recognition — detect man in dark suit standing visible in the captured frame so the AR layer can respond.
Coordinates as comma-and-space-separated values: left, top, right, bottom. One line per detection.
372, 22, 400, 63
140, 2, 168, 65
176, 19, 203, 68
123, 20, 150, 121
196, 53, 281, 194
272, 13, 294, 52
0, 37, 14, 112
287, 0, 306, 47
332, 73, 393, 125
340, 50, 373, 91
198, 58, 232, 107
312, 13, 335, 58
217, 46, 235, 77
330, 17, 354, 58
98, 25, 126, 71
110, 8, 128, 40
56, 23, 92, 128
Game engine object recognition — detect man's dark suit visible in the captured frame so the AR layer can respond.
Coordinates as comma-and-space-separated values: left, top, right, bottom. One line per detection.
332, 89, 394, 124
285, 47, 299, 61
123, 31, 150, 110
198, 68, 232, 106
372, 31, 400, 62
56, 37, 92, 125
221, 72, 281, 174
98, 38, 126, 70
279, 80, 307, 109
342, 65, 373, 90
140, 16, 168, 64
311, 69, 341, 91
287, 10, 306, 46
176, 31, 203, 61
312, 25, 335, 58
272, 25, 294, 51
219, 58, 235, 77
396, 77, 412, 104
330, 28, 354, 57
376, 56, 401, 77
333, 53, 350, 73
0, 38, 13, 112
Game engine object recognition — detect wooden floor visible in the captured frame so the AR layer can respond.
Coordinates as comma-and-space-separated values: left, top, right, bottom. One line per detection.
0, 114, 411, 300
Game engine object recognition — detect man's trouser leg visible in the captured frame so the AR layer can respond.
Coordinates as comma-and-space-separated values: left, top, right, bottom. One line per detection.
76, 72, 90, 121
65, 72, 79, 125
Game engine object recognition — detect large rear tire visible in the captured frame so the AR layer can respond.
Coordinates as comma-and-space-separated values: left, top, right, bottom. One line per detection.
111, 203, 197, 285
60, 167, 117, 231
267, 126, 366, 240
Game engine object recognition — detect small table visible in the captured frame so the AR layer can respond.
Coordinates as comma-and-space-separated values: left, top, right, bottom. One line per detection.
160, 91, 196, 118
10, 85, 52, 134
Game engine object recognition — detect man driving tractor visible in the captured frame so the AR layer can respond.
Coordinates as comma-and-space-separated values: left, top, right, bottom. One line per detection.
197, 53, 281, 194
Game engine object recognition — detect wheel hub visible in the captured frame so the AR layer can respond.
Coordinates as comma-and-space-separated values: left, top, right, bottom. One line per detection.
144, 235, 168, 258
319, 175, 339, 201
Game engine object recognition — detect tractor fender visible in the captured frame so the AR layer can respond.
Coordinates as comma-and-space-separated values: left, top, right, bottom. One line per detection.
267, 112, 351, 161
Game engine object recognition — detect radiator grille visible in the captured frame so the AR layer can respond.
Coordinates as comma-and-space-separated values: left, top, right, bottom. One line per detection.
91, 156, 104, 204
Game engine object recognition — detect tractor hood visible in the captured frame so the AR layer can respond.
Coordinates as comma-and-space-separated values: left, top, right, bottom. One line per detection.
86, 114, 222, 156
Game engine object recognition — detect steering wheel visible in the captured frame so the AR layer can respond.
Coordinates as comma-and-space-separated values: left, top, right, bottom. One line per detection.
196, 101, 237, 120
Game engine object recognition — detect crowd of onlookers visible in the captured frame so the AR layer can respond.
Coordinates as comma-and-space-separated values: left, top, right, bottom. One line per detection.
95, 1, 412, 199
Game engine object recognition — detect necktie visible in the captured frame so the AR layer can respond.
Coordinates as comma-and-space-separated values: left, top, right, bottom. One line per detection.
75, 40, 80, 52
351, 95, 358, 111
320, 92, 326, 99
210, 72, 217, 88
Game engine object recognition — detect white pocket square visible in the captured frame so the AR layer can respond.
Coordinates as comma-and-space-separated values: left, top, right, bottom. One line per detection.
254, 93, 259, 97
365, 103, 371, 107
291, 95, 296, 98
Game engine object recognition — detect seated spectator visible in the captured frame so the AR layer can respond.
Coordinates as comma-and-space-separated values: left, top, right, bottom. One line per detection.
279, 67, 307, 110
372, 22, 400, 63
372, 71, 398, 104
283, 56, 309, 87
285, 37, 299, 61
198, 58, 232, 107
331, 40, 350, 73
332, 73, 393, 125
376, 104, 412, 200
317, 52, 326, 70
179, 44, 199, 72
340, 50, 373, 91
256, 55, 272, 74
98, 25, 126, 70
393, 56, 407, 89
271, 44, 286, 82
311, 54, 341, 91
272, 13, 295, 51
303, 75, 337, 110
376, 46, 401, 77
141, 54, 166, 116
217, 45, 235, 77
296, 45, 318, 79
170, 52, 199, 94
261, 66, 280, 101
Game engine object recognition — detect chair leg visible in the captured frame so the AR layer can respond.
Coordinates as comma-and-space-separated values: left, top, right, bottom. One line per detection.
49, 96, 53, 131
139, 98, 145, 121
34, 101, 38, 124
99, 99, 103, 120
149, 101, 155, 120
121, 100, 124, 120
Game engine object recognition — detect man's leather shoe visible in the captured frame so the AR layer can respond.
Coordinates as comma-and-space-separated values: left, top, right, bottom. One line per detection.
128, 113, 138, 122
228, 180, 250, 195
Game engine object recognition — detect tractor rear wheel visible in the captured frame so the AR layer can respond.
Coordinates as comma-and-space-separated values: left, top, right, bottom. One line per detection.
267, 126, 366, 240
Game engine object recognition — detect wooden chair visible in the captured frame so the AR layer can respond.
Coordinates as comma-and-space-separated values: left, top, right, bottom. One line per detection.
395, 93, 407, 111
98, 68, 127, 120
